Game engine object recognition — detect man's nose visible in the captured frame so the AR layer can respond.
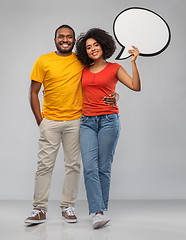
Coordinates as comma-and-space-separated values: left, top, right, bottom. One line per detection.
63, 37, 68, 42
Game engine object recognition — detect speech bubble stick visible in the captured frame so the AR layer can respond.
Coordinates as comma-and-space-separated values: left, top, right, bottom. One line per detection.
113, 7, 171, 60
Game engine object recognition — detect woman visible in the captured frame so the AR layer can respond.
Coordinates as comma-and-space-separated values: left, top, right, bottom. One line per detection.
76, 28, 141, 229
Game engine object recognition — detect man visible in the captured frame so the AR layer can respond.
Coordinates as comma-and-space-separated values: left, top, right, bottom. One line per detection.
25, 25, 118, 224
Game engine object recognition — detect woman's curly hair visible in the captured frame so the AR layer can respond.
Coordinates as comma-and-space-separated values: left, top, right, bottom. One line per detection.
75, 28, 116, 66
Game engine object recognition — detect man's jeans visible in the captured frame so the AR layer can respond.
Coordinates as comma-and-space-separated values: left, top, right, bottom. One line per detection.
80, 114, 120, 214
33, 118, 81, 212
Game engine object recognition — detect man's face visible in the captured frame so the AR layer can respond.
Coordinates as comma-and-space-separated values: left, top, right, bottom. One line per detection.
54, 28, 75, 56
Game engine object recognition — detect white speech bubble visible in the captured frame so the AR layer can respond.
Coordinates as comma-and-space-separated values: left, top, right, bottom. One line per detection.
113, 7, 171, 60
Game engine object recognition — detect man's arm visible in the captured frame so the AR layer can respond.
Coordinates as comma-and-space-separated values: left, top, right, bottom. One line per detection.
102, 92, 120, 106
29, 80, 43, 126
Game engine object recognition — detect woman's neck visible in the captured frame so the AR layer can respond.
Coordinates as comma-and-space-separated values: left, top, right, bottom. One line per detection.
89, 59, 108, 73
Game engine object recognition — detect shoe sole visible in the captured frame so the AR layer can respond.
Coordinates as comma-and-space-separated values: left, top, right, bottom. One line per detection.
62, 216, 78, 223
24, 219, 46, 224
93, 219, 110, 229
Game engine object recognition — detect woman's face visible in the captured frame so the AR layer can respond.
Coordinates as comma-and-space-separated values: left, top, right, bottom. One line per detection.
86, 38, 103, 61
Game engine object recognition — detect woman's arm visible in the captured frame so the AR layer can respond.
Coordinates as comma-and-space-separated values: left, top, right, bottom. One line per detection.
29, 80, 43, 126
117, 46, 141, 92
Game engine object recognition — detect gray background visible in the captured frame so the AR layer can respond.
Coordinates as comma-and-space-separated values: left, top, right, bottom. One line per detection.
0, 0, 185, 201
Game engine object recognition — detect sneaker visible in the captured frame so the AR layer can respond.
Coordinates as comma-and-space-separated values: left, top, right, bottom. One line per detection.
62, 207, 78, 223
92, 214, 110, 229
25, 209, 46, 224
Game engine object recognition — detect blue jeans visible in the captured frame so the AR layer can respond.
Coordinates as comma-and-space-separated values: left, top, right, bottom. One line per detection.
80, 114, 120, 214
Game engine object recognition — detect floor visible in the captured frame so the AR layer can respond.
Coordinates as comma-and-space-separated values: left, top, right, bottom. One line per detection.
1, 200, 186, 240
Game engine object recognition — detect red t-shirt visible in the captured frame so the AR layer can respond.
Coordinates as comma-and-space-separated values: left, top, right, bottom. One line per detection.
82, 62, 121, 116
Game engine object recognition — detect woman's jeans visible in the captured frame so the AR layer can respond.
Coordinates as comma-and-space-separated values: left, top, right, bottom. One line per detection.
80, 114, 120, 214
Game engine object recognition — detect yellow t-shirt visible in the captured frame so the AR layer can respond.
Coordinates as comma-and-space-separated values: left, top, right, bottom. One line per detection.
30, 52, 84, 121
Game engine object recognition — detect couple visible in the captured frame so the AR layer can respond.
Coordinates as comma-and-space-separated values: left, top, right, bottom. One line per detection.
25, 24, 141, 229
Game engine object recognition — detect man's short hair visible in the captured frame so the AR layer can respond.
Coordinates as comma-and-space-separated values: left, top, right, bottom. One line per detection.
55, 24, 75, 39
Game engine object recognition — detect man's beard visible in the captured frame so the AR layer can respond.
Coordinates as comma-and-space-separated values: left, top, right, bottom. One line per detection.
55, 42, 75, 54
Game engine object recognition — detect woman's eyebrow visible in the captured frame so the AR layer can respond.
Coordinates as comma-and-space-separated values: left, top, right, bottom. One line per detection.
86, 41, 98, 48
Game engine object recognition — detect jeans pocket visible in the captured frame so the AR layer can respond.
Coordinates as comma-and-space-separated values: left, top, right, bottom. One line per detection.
105, 114, 119, 122
81, 114, 88, 123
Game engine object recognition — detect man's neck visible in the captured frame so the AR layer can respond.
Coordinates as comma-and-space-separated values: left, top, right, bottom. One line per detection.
55, 51, 72, 57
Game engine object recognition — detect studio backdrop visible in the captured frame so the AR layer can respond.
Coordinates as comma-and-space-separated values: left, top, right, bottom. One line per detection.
0, 0, 185, 200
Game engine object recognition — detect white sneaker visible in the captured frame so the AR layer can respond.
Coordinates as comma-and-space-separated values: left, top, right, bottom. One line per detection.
92, 214, 110, 229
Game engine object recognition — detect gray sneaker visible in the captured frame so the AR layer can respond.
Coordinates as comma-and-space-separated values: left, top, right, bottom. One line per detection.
92, 214, 110, 229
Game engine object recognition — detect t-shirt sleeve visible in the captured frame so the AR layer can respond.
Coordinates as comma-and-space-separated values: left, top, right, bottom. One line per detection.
29, 56, 45, 83
114, 63, 121, 73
